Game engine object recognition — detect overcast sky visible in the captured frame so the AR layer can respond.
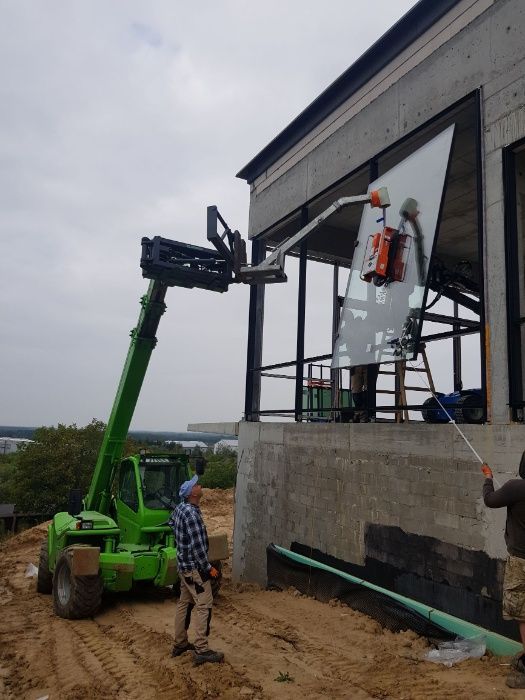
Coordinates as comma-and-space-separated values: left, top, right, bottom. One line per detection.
1, 0, 424, 431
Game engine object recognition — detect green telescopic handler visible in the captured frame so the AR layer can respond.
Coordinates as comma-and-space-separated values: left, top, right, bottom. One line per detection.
37, 221, 241, 619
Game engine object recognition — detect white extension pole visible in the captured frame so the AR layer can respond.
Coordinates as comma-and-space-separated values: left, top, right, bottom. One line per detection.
409, 361, 501, 488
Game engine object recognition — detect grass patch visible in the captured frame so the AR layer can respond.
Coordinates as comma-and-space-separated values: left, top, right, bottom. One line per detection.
274, 671, 294, 683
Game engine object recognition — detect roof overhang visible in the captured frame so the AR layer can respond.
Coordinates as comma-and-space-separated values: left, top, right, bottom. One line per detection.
237, 0, 462, 184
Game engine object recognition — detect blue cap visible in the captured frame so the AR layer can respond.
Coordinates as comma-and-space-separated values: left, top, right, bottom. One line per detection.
179, 474, 199, 499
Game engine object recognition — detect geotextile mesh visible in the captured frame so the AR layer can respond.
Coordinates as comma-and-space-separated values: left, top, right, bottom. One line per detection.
267, 544, 455, 642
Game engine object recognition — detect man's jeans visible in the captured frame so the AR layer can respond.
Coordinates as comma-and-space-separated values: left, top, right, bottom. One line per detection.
174, 569, 213, 652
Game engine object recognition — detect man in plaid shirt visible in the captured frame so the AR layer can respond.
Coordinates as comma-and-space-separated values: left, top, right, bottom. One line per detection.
169, 474, 224, 665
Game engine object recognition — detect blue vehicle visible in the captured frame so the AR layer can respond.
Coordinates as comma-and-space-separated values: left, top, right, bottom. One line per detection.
421, 389, 483, 424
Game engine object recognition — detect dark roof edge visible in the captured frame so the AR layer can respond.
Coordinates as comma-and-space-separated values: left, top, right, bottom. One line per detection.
237, 0, 462, 183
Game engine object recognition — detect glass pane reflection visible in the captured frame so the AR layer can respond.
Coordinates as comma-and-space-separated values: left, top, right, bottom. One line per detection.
332, 125, 455, 368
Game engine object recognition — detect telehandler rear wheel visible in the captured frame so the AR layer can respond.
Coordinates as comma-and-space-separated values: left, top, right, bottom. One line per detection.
36, 536, 53, 594
52, 548, 103, 619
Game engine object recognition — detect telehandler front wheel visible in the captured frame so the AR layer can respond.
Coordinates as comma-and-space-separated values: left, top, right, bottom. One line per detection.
36, 536, 53, 594
52, 548, 103, 619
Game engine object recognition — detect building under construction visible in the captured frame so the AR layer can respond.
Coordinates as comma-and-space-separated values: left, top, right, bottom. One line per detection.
192, 0, 525, 639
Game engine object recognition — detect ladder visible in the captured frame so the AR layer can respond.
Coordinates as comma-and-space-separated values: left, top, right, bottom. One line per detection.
377, 344, 435, 423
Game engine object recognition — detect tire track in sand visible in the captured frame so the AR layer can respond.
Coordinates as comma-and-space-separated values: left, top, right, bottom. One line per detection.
108, 604, 264, 699
213, 593, 374, 698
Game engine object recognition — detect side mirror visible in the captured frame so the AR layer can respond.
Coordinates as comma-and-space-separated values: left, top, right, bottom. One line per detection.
195, 457, 206, 476
68, 489, 82, 516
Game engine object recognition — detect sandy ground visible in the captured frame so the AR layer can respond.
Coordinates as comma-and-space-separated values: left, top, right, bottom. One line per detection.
0, 488, 520, 699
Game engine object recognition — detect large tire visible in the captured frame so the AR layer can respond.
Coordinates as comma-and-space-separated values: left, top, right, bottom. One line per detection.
52, 548, 103, 619
210, 561, 223, 598
36, 536, 53, 594
455, 393, 484, 424
421, 397, 441, 423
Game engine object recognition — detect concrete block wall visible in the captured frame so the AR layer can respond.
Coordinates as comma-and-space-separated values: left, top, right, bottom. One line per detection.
233, 421, 525, 586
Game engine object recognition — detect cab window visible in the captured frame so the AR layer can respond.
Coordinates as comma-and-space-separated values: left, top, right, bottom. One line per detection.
119, 461, 139, 511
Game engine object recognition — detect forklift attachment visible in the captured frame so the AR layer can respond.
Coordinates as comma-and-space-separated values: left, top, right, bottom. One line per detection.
140, 236, 232, 292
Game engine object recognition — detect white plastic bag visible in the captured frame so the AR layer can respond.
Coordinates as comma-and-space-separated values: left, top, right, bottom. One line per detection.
25, 563, 38, 578
424, 635, 486, 667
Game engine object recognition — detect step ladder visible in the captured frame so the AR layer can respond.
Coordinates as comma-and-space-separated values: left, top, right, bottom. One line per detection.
377, 344, 435, 423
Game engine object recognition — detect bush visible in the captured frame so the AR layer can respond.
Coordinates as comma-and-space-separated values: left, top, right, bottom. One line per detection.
10, 420, 106, 514
0, 453, 18, 504
198, 451, 237, 489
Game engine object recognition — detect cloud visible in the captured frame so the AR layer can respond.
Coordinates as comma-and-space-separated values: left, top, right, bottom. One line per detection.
131, 22, 163, 49
0, 0, 417, 429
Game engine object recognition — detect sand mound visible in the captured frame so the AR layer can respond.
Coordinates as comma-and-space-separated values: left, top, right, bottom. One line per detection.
0, 488, 516, 699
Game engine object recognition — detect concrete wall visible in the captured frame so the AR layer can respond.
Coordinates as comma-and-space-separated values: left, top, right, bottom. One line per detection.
233, 421, 524, 580
233, 421, 525, 634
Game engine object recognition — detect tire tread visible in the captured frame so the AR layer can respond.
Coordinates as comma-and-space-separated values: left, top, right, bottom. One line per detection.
52, 548, 103, 619
36, 536, 53, 594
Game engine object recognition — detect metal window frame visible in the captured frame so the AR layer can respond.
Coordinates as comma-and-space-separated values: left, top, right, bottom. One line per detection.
244, 90, 486, 422
244, 240, 266, 420
295, 209, 309, 421
503, 136, 525, 418
475, 89, 488, 423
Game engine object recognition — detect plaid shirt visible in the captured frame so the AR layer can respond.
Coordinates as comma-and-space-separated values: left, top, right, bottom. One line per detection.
169, 502, 210, 574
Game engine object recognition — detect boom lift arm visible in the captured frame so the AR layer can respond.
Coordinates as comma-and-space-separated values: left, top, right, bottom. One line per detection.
233, 188, 390, 284
84, 279, 168, 513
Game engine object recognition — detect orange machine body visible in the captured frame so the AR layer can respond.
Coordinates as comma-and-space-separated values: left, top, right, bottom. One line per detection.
361, 227, 411, 286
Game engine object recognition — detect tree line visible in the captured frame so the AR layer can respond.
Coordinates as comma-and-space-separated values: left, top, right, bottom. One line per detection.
0, 419, 237, 515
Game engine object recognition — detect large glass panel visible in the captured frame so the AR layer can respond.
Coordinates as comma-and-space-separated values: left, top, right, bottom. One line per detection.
332, 125, 455, 368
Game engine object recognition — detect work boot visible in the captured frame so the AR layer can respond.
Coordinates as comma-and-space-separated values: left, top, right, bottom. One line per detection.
171, 642, 195, 657
193, 649, 225, 666
506, 671, 525, 689
510, 652, 525, 673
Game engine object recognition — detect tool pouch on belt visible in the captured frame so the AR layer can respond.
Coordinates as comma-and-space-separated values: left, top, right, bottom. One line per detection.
199, 568, 211, 583
183, 571, 206, 594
